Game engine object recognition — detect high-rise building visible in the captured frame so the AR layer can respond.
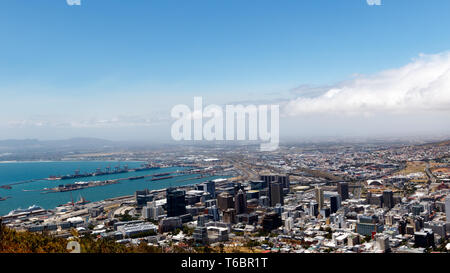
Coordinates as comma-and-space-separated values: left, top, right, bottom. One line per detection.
217, 192, 234, 212
205, 180, 216, 198
142, 201, 163, 221
383, 190, 394, 210
445, 195, 450, 223
195, 180, 216, 198
269, 181, 283, 207
375, 234, 390, 252
259, 195, 270, 207
223, 208, 236, 224
315, 187, 324, 209
285, 217, 294, 232
330, 195, 341, 213
260, 174, 277, 185
277, 175, 290, 192
135, 189, 153, 208
208, 205, 220, 221
414, 228, 435, 248
262, 211, 282, 231
234, 189, 247, 215
309, 201, 319, 217
166, 188, 186, 217
193, 226, 208, 244
337, 182, 349, 201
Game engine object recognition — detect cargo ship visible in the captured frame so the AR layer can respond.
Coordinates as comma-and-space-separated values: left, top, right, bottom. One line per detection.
153, 172, 171, 177
134, 163, 161, 172
48, 163, 161, 180
151, 176, 173, 181
128, 176, 145, 181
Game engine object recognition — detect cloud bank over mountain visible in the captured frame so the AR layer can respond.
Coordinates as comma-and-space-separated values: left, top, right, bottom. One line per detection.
283, 52, 450, 117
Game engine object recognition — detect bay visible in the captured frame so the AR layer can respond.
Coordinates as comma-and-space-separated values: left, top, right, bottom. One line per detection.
0, 161, 227, 216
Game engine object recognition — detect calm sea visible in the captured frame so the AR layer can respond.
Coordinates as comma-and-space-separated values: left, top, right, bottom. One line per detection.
0, 161, 227, 216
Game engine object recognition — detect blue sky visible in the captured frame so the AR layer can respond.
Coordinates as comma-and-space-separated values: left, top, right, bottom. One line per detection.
1, 0, 450, 141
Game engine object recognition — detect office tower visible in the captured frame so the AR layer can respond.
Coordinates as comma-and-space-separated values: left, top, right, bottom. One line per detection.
208, 205, 220, 221
223, 208, 236, 224
193, 226, 208, 244
277, 175, 290, 191
205, 180, 216, 198
195, 180, 216, 198
320, 207, 331, 218
383, 190, 394, 209
269, 181, 283, 207
205, 199, 217, 208
398, 220, 407, 235
233, 183, 245, 195
337, 182, 349, 201
234, 189, 247, 215
142, 206, 152, 220
356, 215, 384, 236
330, 195, 341, 214
135, 189, 153, 207
424, 221, 447, 238
285, 217, 294, 232
445, 195, 450, 223
197, 214, 208, 227
250, 180, 267, 190
375, 234, 390, 252
166, 188, 186, 217
414, 228, 435, 248
309, 201, 319, 217
259, 196, 270, 207
260, 174, 277, 185
217, 192, 234, 212
315, 187, 324, 209
262, 211, 282, 231
274, 203, 283, 215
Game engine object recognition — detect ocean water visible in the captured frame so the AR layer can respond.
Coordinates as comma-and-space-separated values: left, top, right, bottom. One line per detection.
0, 161, 227, 216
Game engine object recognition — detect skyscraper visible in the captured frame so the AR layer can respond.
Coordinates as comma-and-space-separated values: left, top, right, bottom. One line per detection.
309, 201, 319, 217
195, 180, 216, 198
166, 188, 186, 217
260, 174, 278, 185
277, 175, 290, 191
383, 190, 394, 209
262, 211, 282, 231
337, 182, 349, 201
223, 208, 236, 224
315, 187, 324, 209
445, 195, 450, 223
234, 189, 247, 215
330, 195, 341, 214
205, 180, 216, 198
217, 192, 234, 212
269, 181, 283, 207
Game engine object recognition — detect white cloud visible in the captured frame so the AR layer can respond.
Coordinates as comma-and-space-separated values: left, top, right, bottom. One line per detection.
366, 0, 381, 6
66, 0, 81, 6
283, 52, 450, 117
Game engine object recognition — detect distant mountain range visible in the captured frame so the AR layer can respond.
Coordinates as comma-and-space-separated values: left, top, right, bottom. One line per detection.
0, 138, 115, 150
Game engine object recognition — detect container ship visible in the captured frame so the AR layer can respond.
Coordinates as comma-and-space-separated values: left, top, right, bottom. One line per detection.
128, 176, 145, 181
151, 176, 173, 181
48, 163, 161, 180
134, 163, 161, 172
